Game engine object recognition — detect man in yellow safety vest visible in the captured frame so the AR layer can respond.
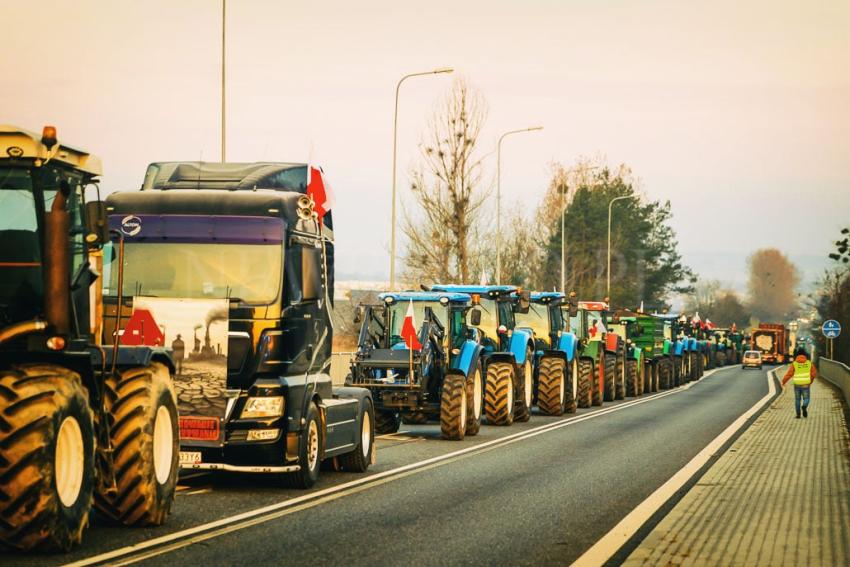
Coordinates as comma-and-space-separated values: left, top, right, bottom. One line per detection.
781, 348, 817, 418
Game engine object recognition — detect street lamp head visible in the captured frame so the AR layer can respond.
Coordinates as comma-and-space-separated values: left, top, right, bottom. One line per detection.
527, 126, 544, 132
433, 67, 454, 74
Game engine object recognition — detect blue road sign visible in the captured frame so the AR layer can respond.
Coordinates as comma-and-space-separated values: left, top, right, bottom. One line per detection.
822, 320, 841, 339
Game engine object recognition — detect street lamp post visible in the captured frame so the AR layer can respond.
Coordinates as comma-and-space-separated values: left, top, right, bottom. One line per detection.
389, 67, 453, 291
607, 195, 638, 303
560, 166, 600, 293
496, 126, 543, 285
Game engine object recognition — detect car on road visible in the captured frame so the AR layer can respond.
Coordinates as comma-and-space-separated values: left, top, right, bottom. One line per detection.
742, 350, 763, 369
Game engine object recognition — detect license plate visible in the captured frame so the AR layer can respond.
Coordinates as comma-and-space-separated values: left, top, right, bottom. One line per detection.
179, 451, 202, 466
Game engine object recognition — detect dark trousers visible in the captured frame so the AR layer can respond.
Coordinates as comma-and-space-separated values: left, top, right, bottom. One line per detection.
794, 385, 810, 415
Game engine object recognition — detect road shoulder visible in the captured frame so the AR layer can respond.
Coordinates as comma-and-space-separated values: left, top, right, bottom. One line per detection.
622, 370, 850, 566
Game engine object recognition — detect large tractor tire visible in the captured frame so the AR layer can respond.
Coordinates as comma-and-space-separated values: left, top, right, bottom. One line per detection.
716, 351, 727, 368
285, 402, 321, 488
0, 365, 96, 551
577, 360, 594, 409
603, 354, 617, 402
94, 363, 178, 527
440, 373, 468, 440
339, 399, 374, 472
646, 362, 658, 393
615, 355, 626, 400
626, 359, 639, 397
564, 357, 579, 414
659, 359, 672, 389
514, 348, 534, 423
484, 362, 515, 426
537, 356, 566, 416
465, 363, 483, 436
690, 353, 700, 381
401, 411, 429, 425
679, 356, 689, 384
375, 410, 401, 434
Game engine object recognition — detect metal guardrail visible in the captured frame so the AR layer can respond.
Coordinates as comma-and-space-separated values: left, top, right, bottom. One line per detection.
818, 358, 850, 405
330, 352, 355, 386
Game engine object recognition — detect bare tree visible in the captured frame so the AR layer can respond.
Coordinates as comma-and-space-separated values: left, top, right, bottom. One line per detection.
747, 248, 800, 322
402, 79, 488, 284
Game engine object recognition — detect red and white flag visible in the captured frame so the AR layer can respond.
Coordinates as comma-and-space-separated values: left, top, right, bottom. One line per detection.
306, 165, 336, 223
691, 312, 701, 325
401, 300, 423, 350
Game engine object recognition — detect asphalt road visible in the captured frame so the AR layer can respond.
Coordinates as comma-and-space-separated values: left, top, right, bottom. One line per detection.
4, 365, 774, 567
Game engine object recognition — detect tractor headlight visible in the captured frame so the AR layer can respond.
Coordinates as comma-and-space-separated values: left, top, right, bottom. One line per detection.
241, 396, 284, 418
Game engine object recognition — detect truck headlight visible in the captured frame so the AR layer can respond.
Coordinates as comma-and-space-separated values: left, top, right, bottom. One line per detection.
241, 396, 284, 418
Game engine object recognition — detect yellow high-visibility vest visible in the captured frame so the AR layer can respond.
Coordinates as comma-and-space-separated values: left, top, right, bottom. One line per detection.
792, 360, 812, 386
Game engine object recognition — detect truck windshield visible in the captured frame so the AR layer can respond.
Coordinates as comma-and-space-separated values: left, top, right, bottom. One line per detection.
0, 168, 42, 324
103, 242, 282, 304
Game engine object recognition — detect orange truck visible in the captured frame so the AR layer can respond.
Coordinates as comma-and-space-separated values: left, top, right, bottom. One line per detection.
751, 323, 787, 364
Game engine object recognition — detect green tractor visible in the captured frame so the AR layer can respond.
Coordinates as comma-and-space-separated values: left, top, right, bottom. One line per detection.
571, 300, 622, 407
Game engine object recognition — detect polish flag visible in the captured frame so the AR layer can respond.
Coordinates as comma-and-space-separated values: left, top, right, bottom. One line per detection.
691, 312, 701, 325
401, 300, 423, 350
306, 166, 336, 223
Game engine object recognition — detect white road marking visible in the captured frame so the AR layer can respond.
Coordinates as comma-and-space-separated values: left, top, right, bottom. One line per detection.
64, 366, 728, 567
571, 367, 778, 567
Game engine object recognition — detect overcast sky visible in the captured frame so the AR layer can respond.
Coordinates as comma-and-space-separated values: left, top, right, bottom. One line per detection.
3, 0, 848, 293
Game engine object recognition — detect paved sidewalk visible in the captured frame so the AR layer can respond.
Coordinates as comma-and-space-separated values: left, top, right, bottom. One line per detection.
624, 372, 850, 566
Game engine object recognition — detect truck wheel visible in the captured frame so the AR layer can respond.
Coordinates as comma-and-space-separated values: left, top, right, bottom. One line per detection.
537, 356, 566, 416
375, 410, 400, 434
401, 412, 429, 425
94, 363, 178, 526
626, 359, 639, 396
603, 354, 616, 402
465, 363, 483, 436
514, 349, 534, 422
484, 362, 515, 426
339, 399, 374, 472
440, 373, 468, 440
577, 360, 593, 409
286, 402, 322, 489
615, 355, 626, 400
0, 365, 96, 551
716, 351, 727, 367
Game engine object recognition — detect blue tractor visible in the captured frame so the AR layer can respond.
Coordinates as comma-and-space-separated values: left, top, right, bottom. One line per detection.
431, 285, 536, 425
347, 292, 483, 440
513, 292, 580, 415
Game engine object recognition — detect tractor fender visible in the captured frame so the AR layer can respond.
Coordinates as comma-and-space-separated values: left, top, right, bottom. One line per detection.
485, 351, 518, 372
662, 339, 672, 356
688, 337, 698, 352
557, 332, 579, 362
632, 347, 643, 365
509, 330, 534, 364
451, 340, 483, 377
674, 340, 685, 357
100, 345, 176, 374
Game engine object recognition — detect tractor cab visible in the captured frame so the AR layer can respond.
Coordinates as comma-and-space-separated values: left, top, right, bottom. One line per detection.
0, 124, 106, 360
430, 285, 521, 355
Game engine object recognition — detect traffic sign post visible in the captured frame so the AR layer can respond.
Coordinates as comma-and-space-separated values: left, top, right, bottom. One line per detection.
822, 320, 841, 359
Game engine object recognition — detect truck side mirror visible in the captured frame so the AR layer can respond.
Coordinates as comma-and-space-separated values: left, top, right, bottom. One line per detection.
470, 309, 482, 326
85, 201, 110, 247
514, 291, 530, 314
353, 305, 364, 325
568, 291, 578, 317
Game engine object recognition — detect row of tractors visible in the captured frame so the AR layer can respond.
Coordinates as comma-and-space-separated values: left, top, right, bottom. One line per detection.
347, 286, 748, 440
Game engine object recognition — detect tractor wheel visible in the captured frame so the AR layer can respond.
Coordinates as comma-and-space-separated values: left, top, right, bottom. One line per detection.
603, 354, 616, 402
401, 411, 429, 425
465, 363, 483, 436
679, 356, 689, 384
577, 360, 593, 409
659, 359, 672, 389
94, 363, 178, 527
484, 362, 515, 426
537, 356, 566, 416
697, 352, 705, 378
0, 365, 96, 551
648, 362, 659, 393
285, 402, 321, 488
690, 353, 699, 381
440, 373, 467, 440
626, 359, 639, 397
338, 399, 374, 472
514, 348, 534, 423
564, 357, 579, 414
375, 410, 401, 434
591, 358, 604, 406
716, 351, 727, 367
615, 355, 626, 400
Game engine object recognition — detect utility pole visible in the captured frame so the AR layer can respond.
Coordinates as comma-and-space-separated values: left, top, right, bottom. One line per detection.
221, 0, 226, 162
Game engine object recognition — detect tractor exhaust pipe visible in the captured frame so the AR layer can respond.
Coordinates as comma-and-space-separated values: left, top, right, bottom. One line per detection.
44, 185, 71, 334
